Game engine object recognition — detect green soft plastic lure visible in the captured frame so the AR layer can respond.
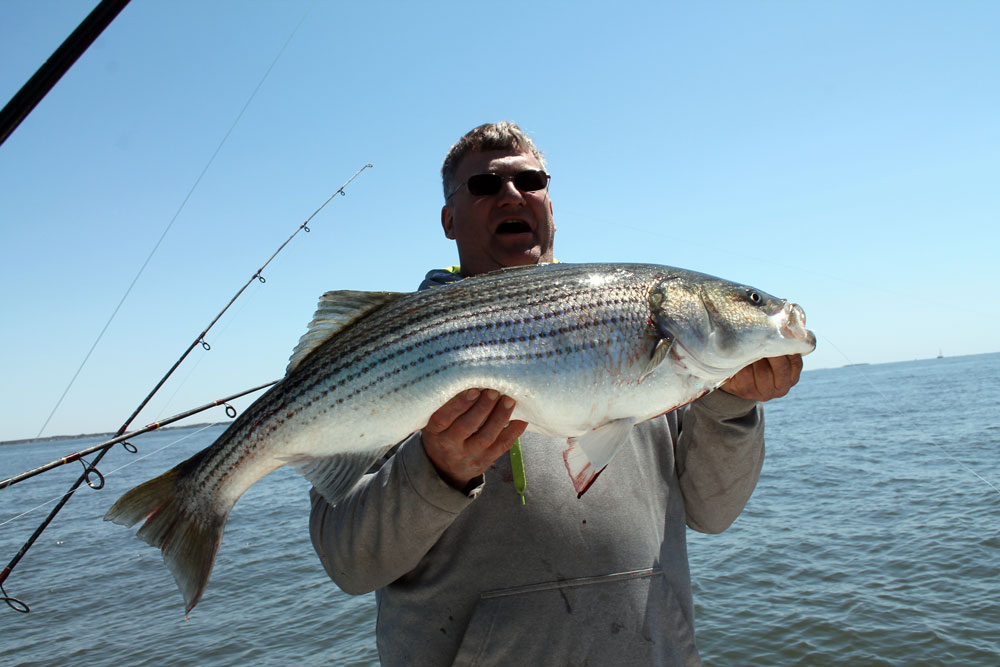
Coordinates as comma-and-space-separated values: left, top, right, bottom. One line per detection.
509, 437, 526, 505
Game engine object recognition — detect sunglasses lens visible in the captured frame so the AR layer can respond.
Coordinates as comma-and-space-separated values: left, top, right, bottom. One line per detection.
467, 173, 502, 196
463, 170, 549, 197
514, 170, 548, 192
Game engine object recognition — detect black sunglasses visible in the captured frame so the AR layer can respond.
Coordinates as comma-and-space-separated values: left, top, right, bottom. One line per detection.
448, 169, 550, 199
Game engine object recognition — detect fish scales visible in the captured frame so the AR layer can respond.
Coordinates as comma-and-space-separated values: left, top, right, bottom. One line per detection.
106, 262, 816, 613
280, 266, 647, 433
184, 267, 648, 501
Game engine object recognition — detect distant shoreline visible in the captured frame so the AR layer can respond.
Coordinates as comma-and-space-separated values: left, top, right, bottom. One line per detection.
0, 422, 224, 447
5, 352, 996, 444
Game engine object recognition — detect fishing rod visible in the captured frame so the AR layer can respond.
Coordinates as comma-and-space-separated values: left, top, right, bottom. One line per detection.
0, 0, 132, 147
0, 381, 277, 492
0, 163, 373, 613
0, 382, 277, 614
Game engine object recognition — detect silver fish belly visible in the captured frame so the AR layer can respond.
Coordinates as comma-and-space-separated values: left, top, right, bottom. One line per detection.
105, 262, 816, 612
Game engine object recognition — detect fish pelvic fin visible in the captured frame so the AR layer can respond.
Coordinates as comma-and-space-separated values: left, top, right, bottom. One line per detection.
104, 465, 230, 615
562, 418, 636, 497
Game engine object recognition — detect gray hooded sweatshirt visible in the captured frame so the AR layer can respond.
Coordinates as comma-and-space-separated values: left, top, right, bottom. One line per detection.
310, 267, 765, 666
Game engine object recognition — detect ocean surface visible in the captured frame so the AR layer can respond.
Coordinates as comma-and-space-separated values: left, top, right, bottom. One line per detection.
2, 353, 998, 665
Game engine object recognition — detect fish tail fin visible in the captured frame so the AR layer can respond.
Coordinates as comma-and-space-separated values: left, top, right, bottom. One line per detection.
105, 466, 229, 614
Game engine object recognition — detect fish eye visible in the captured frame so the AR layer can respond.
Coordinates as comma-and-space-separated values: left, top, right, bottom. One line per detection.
748, 291, 762, 304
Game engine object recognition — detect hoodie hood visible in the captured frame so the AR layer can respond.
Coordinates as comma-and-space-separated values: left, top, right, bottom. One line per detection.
418, 266, 464, 291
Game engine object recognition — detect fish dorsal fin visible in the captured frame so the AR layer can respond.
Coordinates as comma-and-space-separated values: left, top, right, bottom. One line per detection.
286, 290, 406, 374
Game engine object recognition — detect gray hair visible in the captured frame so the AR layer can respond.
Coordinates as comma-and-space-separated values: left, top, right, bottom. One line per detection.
441, 121, 547, 199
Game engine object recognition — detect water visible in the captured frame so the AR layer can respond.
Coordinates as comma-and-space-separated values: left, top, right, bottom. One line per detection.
689, 353, 1000, 664
2, 354, 998, 665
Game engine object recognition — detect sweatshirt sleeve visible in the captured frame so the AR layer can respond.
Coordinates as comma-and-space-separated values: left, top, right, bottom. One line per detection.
309, 431, 483, 595
674, 389, 765, 534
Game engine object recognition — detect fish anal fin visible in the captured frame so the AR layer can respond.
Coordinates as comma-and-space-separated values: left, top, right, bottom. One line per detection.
285, 448, 393, 506
562, 418, 636, 496
286, 290, 407, 375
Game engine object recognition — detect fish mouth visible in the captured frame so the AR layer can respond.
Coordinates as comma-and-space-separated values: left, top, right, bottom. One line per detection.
780, 303, 817, 351
672, 301, 817, 375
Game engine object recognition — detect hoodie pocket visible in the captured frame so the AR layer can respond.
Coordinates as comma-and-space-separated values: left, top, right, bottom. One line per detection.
451, 567, 698, 667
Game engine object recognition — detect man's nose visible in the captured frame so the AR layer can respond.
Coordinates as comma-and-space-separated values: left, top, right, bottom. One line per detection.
494, 179, 525, 204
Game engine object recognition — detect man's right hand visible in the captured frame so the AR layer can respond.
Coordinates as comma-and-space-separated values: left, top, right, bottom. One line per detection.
421, 389, 528, 491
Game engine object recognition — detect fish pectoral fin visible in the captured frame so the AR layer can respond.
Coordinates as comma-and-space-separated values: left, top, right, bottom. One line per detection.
562, 418, 636, 497
640, 333, 674, 382
286, 290, 408, 374
286, 447, 393, 506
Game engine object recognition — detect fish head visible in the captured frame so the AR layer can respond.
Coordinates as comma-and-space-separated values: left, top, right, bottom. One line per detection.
649, 270, 816, 375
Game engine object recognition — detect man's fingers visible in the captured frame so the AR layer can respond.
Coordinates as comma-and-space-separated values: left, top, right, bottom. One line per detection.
720, 364, 755, 398
785, 354, 804, 387
421, 390, 526, 489
764, 355, 803, 398
424, 388, 484, 434
721, 354, 804, 401
446, 389, 505, 438
466, 395, 517, 446
478, 419, 530, 468
756, 358, 777, 393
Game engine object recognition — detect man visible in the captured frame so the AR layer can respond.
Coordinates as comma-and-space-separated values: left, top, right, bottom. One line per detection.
310, 122, 803, 665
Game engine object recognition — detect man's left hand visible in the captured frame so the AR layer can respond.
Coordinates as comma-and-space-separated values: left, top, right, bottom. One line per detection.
720, 354, 804, 402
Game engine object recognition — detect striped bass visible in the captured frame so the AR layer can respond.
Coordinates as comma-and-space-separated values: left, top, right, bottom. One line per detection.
105, 262, 816, 613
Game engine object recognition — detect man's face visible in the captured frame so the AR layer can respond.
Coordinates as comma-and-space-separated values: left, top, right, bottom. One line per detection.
441, 149, 555, 277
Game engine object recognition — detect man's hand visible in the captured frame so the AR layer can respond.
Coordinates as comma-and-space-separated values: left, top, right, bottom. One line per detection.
422, 388, 528, 491
720, 354, 804, 402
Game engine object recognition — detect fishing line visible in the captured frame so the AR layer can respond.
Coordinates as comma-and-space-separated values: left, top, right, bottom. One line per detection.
573, 211, 998, 495
820, 333, 1000, 498
153, 242, 301, 422
34, 0, 319, 440
0, 157, 370, 612
151, 277, 268, 423
571, 211, 992, 320
96, 424, 216, 483
1, 157, 369, 597
1, 381, 276, 491
154, 348, 214, 425
1, 498, 61, 531
0, 424, 216, 617
0, 380, 279, 613
2, 0, 362, 614
0, 422, 201, 531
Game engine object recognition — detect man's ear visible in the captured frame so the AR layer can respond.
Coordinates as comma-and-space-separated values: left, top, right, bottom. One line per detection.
441, 205, 456, 240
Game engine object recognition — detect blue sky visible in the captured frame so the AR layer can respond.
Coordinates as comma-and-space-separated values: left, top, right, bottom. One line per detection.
1, 1, 997, 441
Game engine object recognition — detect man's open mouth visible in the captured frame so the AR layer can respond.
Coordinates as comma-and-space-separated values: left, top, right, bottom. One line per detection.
496, 220, 532, 235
